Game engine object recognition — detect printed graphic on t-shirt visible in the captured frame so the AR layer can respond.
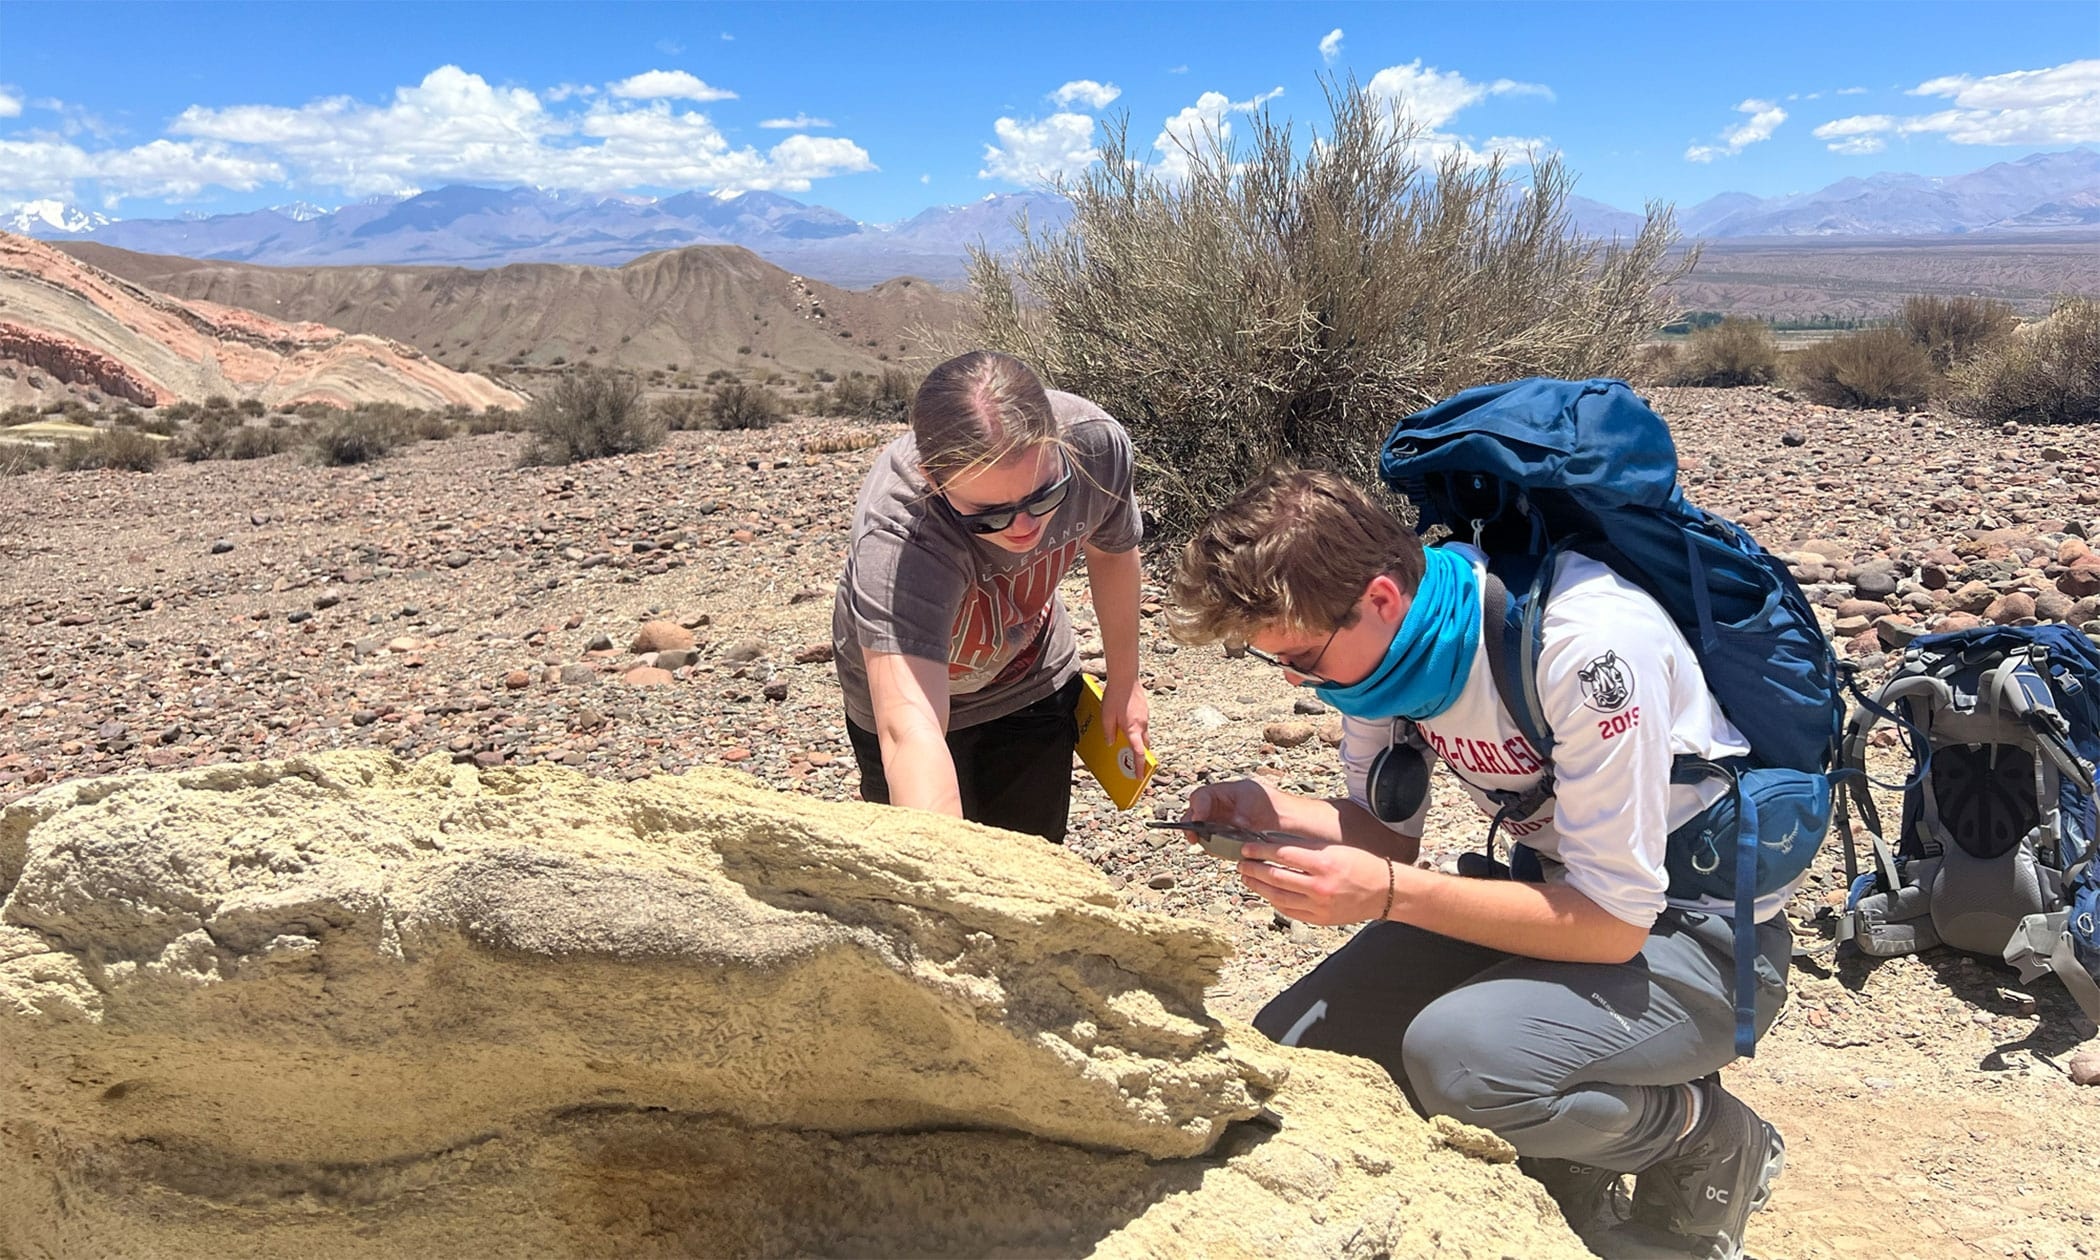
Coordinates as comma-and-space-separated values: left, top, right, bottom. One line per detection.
1577, 651, 1634, 712
948, 538, 1082, 690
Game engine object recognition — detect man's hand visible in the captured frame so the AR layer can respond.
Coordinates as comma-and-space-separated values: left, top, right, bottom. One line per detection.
1186, 776, 1294, 832
1236, 836, 1392, 926
1101, 673, 1150, 760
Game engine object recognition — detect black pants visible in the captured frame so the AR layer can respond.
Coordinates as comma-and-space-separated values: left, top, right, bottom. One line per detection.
846, 675, 1082, 843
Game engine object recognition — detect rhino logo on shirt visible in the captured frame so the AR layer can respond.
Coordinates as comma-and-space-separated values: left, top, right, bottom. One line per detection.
1578, 651, 1633, 712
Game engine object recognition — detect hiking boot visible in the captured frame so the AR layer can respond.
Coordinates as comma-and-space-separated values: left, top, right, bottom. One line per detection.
1518, 1156, 1629, 1245
1593, 1081, 1784, 1260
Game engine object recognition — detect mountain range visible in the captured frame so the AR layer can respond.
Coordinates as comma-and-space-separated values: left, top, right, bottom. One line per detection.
11, 148, 2095, 289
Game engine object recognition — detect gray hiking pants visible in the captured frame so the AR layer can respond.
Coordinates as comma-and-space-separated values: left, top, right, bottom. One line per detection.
1252, 907, 1791, 1173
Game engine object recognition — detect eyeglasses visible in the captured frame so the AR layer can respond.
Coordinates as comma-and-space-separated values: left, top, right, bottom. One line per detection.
942, 459, 1073, 535
1243, 620, 1345, 687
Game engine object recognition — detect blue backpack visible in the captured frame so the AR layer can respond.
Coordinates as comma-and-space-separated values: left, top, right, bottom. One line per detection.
1380, 377, 1847, 1055
1836, 625, 2100, 1026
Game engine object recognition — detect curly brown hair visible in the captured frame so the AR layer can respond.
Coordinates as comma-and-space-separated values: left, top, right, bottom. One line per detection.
1168, 467, 1424, 645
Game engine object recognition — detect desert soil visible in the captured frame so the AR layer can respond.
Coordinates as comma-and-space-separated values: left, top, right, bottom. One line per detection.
3, 385, 2096, 1259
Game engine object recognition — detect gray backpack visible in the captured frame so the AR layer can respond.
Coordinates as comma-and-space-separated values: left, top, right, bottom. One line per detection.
1835, 625, 2100, 1024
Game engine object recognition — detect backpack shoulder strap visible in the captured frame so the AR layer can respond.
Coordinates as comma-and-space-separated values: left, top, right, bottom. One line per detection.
1479, 560, 1554, 760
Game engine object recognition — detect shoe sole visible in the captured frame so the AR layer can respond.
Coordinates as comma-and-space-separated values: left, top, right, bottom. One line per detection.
1748, 1122, 1786, 1215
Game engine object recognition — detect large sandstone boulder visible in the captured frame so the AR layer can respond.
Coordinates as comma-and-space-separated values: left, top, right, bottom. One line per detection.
0, 753, 1585, 1259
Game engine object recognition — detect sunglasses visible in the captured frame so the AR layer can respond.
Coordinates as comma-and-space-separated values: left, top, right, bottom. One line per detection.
943, 460, 1073, 535
1242, 619, 1344, 687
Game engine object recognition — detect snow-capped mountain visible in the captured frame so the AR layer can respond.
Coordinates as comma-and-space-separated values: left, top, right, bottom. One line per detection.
6, 200, 113, 235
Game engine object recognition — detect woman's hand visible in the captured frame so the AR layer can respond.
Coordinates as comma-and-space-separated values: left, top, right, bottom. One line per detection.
1235, 837, 1393, 926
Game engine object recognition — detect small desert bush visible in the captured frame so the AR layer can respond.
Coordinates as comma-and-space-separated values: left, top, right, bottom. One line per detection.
465, 405, 528, 435
1950, 298, 2100, 425
706, 382, 787, 430
57, 427, 166, 473
1901, 295, 2016, 372
223, 424, 295, 461
0, 404, 39, 427
1627, 342, 1681, 386
236, 397, 267, 418
1670, 318, 1780, 387
653, 392, 709, 432
959, 81, 1689, 536
406, 409, 456, 442
163, 400, 202, 422
0, 443, 55, 474
521, 368, 663, 465
1789, 326, 1936, 411
309, 412, 404, 466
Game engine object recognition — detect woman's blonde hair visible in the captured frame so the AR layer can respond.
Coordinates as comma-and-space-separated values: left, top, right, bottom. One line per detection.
911, 351, 1061, 481
1169, 467, 1424, 645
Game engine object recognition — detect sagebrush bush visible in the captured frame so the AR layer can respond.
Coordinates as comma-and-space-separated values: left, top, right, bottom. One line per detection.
1950, 298, 2100, 425
223, 425, 295, 460
957, 82, 1688, 536
521, 368, 663, 465
57, 427, 165, 473
653, 393, 708, 432
0, 442, 54, 474
465, 406, 527, 435
1901, 294, 2016, 372
707, 382, 787, 430
1789, 326, 1937, 410
1670, 318, 1780, 387
309, 412, 403, 466
1628, 342, 1682, 386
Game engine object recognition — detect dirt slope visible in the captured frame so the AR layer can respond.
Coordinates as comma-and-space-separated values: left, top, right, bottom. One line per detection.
57, 240, 970, 379
1, 233, 521, 411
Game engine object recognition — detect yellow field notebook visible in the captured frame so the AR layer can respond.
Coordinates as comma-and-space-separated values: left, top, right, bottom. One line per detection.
1074, 673, 1158, 810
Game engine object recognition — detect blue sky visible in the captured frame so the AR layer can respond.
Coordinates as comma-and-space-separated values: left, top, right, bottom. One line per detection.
0, 1, 2094, 223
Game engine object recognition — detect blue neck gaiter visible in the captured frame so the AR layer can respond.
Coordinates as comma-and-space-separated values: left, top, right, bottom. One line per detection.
1314, 546, 1481, 721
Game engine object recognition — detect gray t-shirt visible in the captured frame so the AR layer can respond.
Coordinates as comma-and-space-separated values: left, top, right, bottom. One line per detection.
832, 391, 1142, 731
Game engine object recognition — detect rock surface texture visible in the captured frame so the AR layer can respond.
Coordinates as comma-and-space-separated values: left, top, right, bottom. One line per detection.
0, 233, 522, 410
0, 751, 1583, 1259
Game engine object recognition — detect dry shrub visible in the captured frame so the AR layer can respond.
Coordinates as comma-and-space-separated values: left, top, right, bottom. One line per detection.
1900, 295, 2016, 372
958, 81, 1689, 536
1950, 298, 2100, 425
57, 427, 165, 473
466, 405, 527, 435
653, 393, 709, 432
0, 442, 55, 475
706, 382, 787, 430
309, 412, 403, 466
223, 425, 295, 460
1627, 342, 1681, 386
1789, 326, 1936, 411
1670, 318, 1779, 387
521, 368, 663, 465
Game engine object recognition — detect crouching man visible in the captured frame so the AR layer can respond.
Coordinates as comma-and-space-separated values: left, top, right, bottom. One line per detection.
1170, 468, 1794, 1260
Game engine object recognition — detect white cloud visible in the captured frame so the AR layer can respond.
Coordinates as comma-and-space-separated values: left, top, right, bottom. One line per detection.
0, 89, 20, 119
760, 114, 834, 129
980, 111, 1098, 185
1052, 79, 1121, 110
607, 70, 738, 102
1320, 29, 1344, 64
1811, 59, 2100, 152
655, 38, 684, 55
1684, 98, 1787, 162
1168, 65, 1189, 75
2, 65, 875, 206
720, 32, 734, 41
920, 173, 931, 184
1360, 61, 1553, 166
1149, 88, 1285, 180
1836, 86, 1869, 96
0, 136, 283, 201
545, 83, 596, 103
1827, 135, 1886, 156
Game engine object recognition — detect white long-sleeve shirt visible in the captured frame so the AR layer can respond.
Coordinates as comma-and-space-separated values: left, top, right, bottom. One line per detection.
1339, 544, 1801, 927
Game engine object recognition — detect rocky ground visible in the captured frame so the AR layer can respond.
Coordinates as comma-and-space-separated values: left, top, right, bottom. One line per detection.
4, 385, 2098, 1259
